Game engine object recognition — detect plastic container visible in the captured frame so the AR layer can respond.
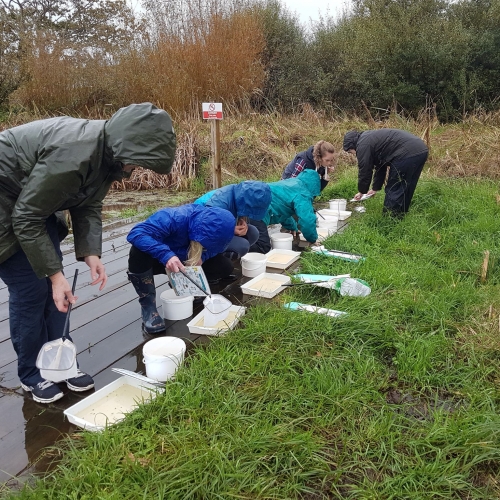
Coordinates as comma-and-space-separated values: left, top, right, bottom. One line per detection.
271, 233, 293, 250
265, 249, 301, 269
240, 272, 291, 298
64, 372, 164, 432
203, 294, 232, 327
160, 289, 194, 320
317, 217, 338, 230
187, 305, 246, 336
329, 199, 347, 211
143, 337, 186, 382
36, 338, 78, 382
241, 253, 267, 277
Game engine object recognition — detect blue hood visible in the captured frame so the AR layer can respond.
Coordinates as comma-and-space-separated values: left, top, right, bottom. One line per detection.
196, 181, 272, 220
127, 204, 235, 266
188, 206, 235, 254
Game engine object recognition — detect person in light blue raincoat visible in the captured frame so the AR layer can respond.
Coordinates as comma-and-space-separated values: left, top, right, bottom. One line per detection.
249, 169, 320, 253
194, 181, 271, 260
126, 204, 235, 334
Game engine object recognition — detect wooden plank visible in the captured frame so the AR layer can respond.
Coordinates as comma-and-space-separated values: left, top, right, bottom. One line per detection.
0, 278, 170, 373
0, 338, 16, 369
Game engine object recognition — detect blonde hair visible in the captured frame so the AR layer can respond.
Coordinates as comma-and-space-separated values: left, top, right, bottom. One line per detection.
185, 240, 203, 266
313, 140, 335, 167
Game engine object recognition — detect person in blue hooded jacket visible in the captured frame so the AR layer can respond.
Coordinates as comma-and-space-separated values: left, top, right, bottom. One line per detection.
194, 181, 271, 260
126, 204, 235, 334
249, 169, 320, 254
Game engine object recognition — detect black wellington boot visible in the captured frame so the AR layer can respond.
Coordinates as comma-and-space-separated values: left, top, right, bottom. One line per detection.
127, 269, 166, 334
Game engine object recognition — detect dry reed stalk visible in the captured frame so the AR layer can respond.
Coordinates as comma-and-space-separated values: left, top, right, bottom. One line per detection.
111, 131, 199, 191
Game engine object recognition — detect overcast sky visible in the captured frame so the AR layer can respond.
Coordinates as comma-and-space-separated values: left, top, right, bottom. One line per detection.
128, 0, 352, 25
281, 0, 351, 24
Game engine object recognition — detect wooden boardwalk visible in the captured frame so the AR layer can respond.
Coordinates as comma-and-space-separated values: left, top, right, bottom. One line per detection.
0, 221, 305, 488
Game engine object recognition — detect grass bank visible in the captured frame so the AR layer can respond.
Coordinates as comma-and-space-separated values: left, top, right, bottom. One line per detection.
8, 176, 500, 499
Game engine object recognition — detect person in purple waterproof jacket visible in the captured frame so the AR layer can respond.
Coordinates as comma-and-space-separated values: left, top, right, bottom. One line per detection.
126, 204, 236, 334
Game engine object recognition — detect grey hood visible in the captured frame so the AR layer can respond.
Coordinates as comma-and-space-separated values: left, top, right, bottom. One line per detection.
105, 103, 176, 174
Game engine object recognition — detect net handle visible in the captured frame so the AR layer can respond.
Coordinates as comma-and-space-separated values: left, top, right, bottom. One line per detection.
62, 269, 78, 341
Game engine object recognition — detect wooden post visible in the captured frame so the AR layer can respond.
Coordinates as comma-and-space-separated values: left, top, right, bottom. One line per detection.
481, 250, 490, 283
211, 120, 221, 189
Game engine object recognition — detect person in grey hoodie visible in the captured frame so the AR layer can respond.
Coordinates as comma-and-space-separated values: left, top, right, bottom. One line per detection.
0, 103, 176, 403
343, 129, 428, 215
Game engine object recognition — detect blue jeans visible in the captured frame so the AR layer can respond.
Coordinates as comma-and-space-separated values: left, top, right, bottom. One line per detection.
223, 224, 259, 259
0, 215, 69, 386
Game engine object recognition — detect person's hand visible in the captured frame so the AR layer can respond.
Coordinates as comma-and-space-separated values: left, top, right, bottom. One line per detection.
367, 189, 377, 196
50, 271, 77, 313
85, 255, 107, 291
166, 256, 185, 273
353, 192, 363, 201
234, 219, 248, 236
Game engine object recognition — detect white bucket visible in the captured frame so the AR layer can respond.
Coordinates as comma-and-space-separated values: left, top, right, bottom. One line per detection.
317, 218, 338, 230
241, 253, 267, 277
329, 199, 347, 211
160, 289, 194, 320
203, 294, 232, 327
143, 337, 186, 382
271, 233, 293, 250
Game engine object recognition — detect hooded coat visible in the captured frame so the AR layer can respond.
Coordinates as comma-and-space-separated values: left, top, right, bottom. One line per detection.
127, 204, 235, 265
343, 129, 428, 194
194, 181, 272, 220
0, 103, 176, 278
263, 169, 320, 243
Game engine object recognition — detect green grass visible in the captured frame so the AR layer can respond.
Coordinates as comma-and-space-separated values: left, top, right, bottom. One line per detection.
7, 177, 500, 499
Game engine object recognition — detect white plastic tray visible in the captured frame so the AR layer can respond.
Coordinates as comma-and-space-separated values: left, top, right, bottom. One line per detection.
265, 249, 301, 270
300, 228, 335, 242
187, 305, 246, 336
241, 272, 291, 298
317, 209, 352, 221
63, 374, 164, 432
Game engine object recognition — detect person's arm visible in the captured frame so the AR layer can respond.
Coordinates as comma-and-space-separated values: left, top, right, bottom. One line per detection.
70, 201, 105, 261
356, 144, 375, 194
280, 216, 298, 232
11, 159, 88, 278
289, 158, 307, 178
293, 196, 318, 243
372, 165, 388, 191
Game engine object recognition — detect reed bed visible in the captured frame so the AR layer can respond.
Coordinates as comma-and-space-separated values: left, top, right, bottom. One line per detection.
2, 109, 500, 190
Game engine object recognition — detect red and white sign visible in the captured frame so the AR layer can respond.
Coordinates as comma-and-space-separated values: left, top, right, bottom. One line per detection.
202, 102, 223, 120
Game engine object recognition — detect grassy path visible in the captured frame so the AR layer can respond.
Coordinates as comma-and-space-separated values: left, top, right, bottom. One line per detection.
10, 177, 500, 499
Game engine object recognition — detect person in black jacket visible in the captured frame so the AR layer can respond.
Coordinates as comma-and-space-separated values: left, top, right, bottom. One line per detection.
281, 140, 336, 191
343, 129, 428, 215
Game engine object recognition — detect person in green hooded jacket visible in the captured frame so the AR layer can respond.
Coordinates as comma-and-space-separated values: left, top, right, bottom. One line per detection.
0, 102, 176, 404
249, 169, 321, 253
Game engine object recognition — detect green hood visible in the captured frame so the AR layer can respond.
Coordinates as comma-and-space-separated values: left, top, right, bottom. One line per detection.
105, 103, 176, 174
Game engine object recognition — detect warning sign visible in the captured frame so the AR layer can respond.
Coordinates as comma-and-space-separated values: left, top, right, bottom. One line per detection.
202, 102, 223, 120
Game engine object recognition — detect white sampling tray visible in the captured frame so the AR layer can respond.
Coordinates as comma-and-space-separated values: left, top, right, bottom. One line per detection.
265, 249, 301, 270
64, 373, 164, 432
187, 305, 246, 336
241, 272, 291, 298
300, 228, 335, 242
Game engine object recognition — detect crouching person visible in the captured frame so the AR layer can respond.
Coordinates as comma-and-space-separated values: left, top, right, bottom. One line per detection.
194, 181, 271, 263
126, 205, 235, 334
249, 169, 321, 253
